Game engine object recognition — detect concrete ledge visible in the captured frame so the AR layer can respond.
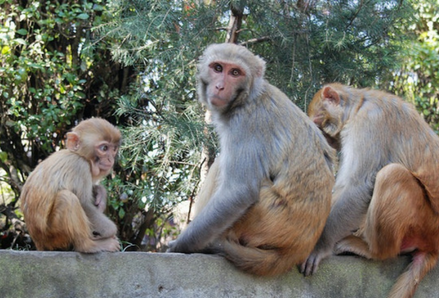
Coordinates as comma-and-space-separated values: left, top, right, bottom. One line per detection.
0, 250, 438, 298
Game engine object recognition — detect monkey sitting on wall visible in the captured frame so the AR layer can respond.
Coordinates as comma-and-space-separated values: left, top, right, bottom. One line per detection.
21, 118, 121, 253
168, 43, 336, 276
302, 83, 439, 298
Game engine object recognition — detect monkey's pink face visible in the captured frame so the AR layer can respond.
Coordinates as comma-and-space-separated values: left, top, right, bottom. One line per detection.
308, 98, 325, 127
94, 141, 118, 174
207, 61, 246, 107
311, 110, 325, 127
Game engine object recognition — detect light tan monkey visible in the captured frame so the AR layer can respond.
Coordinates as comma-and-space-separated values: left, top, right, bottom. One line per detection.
168, 43, 335, 276
302, 83, 439, 298
21, 118, 121, 252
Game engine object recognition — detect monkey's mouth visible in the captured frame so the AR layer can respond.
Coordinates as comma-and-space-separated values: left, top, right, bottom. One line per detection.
312, 114, 324, 125
99, 163, 113, 172
210, 95, 228, 107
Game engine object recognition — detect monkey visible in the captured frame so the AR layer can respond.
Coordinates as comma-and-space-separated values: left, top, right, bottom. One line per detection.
20, 118, 121, 253
93, 184, 109, 213
191, 160, 221, 219
301, 83, 439, 298
167, 43, 336, 276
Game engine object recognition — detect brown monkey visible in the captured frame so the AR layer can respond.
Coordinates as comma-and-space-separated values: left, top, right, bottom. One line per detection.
301, 83, 439, 298
20, 118, 121, 252
168, 43, 336, 276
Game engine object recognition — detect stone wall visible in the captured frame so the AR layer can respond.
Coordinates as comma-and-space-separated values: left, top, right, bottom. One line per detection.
0, 250, 437, 298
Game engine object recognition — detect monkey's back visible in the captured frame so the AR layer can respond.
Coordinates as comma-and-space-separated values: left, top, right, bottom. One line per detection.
219, 83, 335, 275
341, 87, 439, 204
20, 150, 92, 234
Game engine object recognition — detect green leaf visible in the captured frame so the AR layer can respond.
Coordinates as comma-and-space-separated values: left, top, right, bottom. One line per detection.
1, 46, 10, 55
77, 13, 89, 20
93, 4, 104, 11
14, 38, 27, 45
0, 152, 8, 163
16, 29, 28, 35
118, 208, 126, 219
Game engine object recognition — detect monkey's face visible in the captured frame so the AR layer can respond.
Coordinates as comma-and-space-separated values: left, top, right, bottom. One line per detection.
308, 89, 326, 127
205, 61, 247, 109
93, 141, 119, 175
308, 87, 344, 139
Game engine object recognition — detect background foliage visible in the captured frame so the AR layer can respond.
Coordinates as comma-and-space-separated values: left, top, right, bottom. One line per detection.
390, 0, 439, 131
0, 0, 437, 251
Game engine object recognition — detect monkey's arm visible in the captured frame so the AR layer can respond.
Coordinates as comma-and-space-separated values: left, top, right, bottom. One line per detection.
168, 158, 262, 253
300, 183, 372, 274
67, 158, 117, 239
169, 183, 259, 253
301, 129, 381, 275
92, 184, 108, 213
192, 161, 220, 217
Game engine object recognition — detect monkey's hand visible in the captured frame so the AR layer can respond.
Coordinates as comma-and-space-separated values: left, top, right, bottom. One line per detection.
167, 239, 188, 253
300, 244, 333, 276
166, 239, 194, 253
92, 185, 107, 213
166, 240, 176, 252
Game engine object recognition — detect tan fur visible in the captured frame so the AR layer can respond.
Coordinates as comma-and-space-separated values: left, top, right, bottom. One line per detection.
20, 118, 121, 252
304, 83, 439, 298
200, 170, 334, 276
192, 161, 220, 218
169, 43, 335, 276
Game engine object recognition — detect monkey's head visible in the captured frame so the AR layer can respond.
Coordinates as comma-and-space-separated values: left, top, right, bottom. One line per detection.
308, 83, 347, 139
197, 43, 266, 113
66, 118, 121, 179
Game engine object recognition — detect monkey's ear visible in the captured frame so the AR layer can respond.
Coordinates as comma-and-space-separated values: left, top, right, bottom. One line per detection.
322, 86, 340, 105
66, 132, 80, 151
254, 56, 266, 78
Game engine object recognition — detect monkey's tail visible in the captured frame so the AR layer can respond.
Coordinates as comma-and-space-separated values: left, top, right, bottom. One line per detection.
218, 240, 300, 276
388, 251, 438, 298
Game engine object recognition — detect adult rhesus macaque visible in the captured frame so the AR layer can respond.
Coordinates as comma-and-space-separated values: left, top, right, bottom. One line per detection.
168, 43, 336, 276
20, 118, 121, 252
301, 83, 439, 298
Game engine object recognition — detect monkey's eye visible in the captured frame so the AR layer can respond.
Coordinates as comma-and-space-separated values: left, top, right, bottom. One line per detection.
231, 69, 241, 77
100, 144, 109, 152
213, 63, 223, 73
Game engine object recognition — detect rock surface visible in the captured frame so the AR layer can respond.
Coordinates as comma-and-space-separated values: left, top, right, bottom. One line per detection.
0, 250, 437, 298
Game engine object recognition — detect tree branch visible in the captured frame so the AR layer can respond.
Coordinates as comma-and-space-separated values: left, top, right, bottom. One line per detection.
239, 36, 272, 46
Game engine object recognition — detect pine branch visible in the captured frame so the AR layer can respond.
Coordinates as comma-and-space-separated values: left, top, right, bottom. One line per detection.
240, 36, 271, 46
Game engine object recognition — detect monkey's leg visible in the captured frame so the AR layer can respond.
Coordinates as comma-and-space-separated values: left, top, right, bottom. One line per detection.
193, 161, 220, 218
82, 202, 118, 239
334, 235, 373, 259
363, 163, 425, 260
50, 190, 119, 252
364, 164, 439, 298
336, 163, 425, 260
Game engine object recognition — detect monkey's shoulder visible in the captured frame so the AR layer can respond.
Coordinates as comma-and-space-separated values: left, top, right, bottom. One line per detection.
21, 150, 93, 204
30, 149, 91, 180
263, 83, 317, 128
264, 84, 305, 112
46, 149, 88, 165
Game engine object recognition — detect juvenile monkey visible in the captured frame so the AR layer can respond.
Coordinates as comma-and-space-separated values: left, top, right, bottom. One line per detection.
168, 43, 335, 276
21, 118, 121, 252
302, 83, 439, 298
